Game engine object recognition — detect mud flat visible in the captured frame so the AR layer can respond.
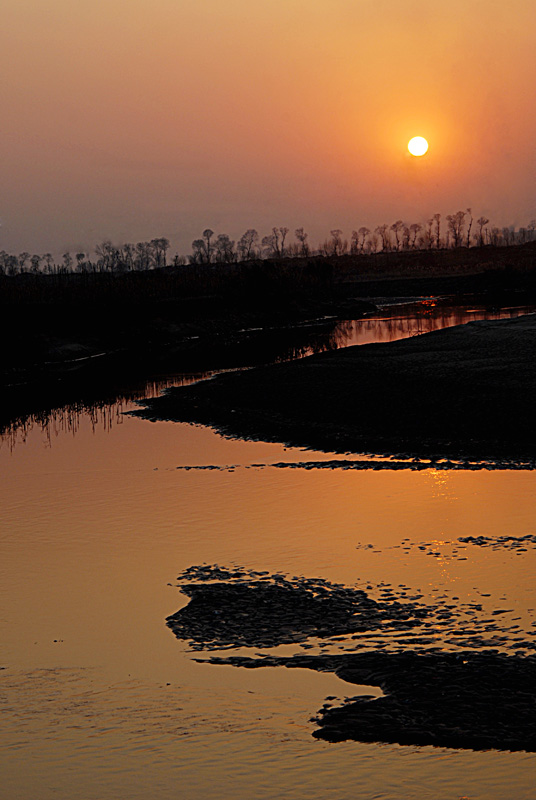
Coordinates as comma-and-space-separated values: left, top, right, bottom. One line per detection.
209, 650, 536, 752
140, 314, 536, 461
168, 566, 536, 753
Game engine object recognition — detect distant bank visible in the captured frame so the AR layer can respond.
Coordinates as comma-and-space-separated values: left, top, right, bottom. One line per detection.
2, 242, 536, 437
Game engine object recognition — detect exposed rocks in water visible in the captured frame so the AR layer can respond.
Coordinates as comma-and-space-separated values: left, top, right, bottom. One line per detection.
392, 533, 536, 561
174, 458, 536, 472
167, 568, 429, 651
169, 565, 536, 655
458, 533, 536, 551
202, 650, 536, 752
169, 565, 536, 752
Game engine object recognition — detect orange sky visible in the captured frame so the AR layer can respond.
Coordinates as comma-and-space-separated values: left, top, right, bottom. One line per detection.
2, 0, 535, 256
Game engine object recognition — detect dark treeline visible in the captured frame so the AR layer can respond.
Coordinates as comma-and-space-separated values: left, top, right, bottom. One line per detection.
3, 206, 536, 392
2, 216, 536, 434
2, 210, 536, 276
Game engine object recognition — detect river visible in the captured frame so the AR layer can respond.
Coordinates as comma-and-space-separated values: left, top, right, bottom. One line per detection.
1, 301, 535, 800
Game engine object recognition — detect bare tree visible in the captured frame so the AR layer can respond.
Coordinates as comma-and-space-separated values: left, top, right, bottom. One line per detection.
261, 227, 289, 258
237, 229, 259, 260
329, 229, 346, 256
160, 237, 170, 267
422, 218, 433, 249
30, 254, 42, 273
18, 252, 30, 272
390, 220, 404, 251
62, 251, 73, 272
409, 223, 422, 249
476, 217, 489, 247
43, 253, 54, 273
7, 255, 19, 275
95, 240, 113, 271
368, 231, 380, 253
189, 231, 215, 264
294, 227, 309, 257
75, 252, 86, 272
261, 229, 280, 258
190, 240, 205, 264
502, 226, 513, 247
214, 233, 236, 263
375, 224, 391, 251
446, 211, 466, 248
122, 243, 135, 270
279, 227, 289, 257
433, 213, 441, 249
202, 229, 214, 263
489, 226, 501, 246
465, 208, 473, 247
528, 220, 536, 241
135, 241, 152, 270
150, 237, 170, 268
357, 227, 370, 253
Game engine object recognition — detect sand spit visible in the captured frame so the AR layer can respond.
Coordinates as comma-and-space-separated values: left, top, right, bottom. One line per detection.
139, 314, 536, 461
207, 650, 536, 752
168, 566, 536, 752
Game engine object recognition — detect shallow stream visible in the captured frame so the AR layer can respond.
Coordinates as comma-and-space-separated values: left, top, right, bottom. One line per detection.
1, 302, 535, 799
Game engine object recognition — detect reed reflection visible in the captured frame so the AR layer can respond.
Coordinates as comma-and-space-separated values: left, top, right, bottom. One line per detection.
1, 373, 212, 450
2, 303, 533, 448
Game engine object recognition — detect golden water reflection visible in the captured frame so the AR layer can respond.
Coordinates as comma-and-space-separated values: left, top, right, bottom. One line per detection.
1, 303, 536, 799
1, 414, 535, 798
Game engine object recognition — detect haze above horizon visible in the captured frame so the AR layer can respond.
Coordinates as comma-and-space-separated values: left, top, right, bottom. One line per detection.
2, 0, 535, 255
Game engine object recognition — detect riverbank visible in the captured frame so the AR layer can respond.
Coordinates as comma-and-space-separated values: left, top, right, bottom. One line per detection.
3, 241, 536, 388
140, 313, 536, 461
3, 242, 536, 435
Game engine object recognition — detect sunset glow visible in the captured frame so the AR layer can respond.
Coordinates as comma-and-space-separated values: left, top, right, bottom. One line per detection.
408, 136, 429, 157
1, 0, 535, 255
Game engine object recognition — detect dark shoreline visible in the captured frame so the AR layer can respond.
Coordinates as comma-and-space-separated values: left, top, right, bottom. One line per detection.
139, 313, 536, 462
3, 244, 536, 437
0, 304, 372, 435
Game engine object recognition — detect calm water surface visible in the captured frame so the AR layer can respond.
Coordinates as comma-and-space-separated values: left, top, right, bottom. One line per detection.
1, 304, 535, 800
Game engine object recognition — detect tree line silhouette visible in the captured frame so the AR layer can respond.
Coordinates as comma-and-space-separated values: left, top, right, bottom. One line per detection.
1, 210, 536, 276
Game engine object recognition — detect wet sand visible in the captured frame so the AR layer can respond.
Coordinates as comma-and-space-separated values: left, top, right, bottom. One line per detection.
140, 314, 536, 461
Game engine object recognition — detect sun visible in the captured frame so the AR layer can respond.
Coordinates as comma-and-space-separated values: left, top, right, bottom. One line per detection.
408, 136, 429, 157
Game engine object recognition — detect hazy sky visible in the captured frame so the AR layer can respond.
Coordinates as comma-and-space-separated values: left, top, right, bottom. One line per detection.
2, 0, 535, 256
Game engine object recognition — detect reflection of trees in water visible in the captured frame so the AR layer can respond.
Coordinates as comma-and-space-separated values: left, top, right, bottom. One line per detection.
335, 305, 532, 347
273, 321, 351, 362
3, 324, 348, 445
1, 373, 212, 449
3, 402, 128, 451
